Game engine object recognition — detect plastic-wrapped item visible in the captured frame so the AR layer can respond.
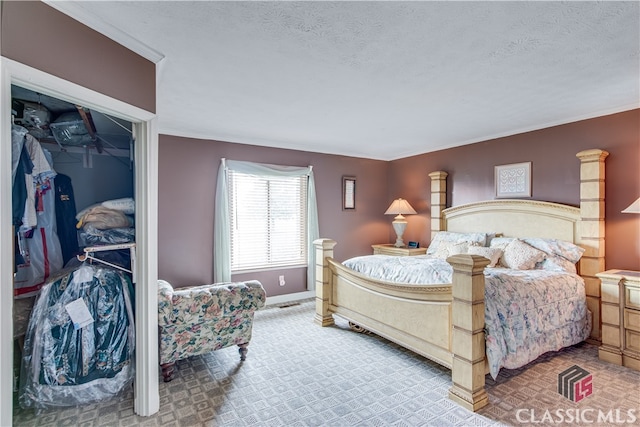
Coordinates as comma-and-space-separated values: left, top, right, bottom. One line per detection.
49, 112, 93, 146
20, 101, 51, 129
79, 225, 136, 245
19, 264, 135, 410
21, 101, 52, 139
11, 123, 28, 181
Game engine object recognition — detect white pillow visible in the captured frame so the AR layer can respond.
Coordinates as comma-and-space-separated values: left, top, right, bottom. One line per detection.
427, 231, 489, 255
523, 238, 585, 263
102, 197, 135, 215
433, 241, 478, 259
467, 246, 503, 268
536, 254, 578, 274
489, 237, 514, 251
502, 239, 546, 270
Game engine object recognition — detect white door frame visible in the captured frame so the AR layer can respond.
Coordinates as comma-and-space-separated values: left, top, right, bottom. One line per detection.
0, 57, 159, 426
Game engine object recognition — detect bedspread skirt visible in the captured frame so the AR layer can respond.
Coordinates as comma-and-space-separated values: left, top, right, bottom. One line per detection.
484, 268, 591, 379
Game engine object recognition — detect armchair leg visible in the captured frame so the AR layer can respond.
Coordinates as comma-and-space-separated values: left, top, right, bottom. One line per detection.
161, 362, 175, 382
238, 343, 249, 361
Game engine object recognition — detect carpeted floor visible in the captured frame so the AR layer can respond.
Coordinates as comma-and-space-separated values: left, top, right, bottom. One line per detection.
12, 299, 640, 426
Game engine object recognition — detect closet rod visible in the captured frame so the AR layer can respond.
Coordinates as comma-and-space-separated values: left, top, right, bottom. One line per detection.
77, 243, 136, 282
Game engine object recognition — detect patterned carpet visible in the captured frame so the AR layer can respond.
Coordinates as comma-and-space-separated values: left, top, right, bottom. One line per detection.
13, 299, 640, 426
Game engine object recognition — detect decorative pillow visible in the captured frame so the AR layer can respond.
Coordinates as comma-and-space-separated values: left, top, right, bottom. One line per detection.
432, 241, 479, 259
489, 237, 514, 266
501, 239, 546, 270
489, 237, 514, 251
535, 254, 578, 274
467, 246, 503, 268
427, 231, 489, 255
523, 238, 585, 263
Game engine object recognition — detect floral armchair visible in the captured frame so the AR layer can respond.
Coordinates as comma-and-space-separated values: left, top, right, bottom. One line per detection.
157, 279, 266, 382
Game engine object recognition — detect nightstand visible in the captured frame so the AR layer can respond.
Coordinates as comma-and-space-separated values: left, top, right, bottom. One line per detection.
371, 244, 427, 256
597, 269, 640, 371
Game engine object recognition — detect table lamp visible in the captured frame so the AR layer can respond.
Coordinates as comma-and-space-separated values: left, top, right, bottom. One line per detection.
385, 198, 417, 247
622, 197, 640, 214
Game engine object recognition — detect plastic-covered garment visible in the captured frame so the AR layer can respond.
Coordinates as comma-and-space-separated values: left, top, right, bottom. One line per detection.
11, 123, 28, 181
19, 264, 135, 410
14, 178, 64, 298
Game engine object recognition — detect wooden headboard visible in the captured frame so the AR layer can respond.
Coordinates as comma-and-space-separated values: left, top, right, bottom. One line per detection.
429, 148, 609, 342
443, 200, 580, 242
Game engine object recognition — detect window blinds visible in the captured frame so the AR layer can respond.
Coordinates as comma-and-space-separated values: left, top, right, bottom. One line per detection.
228, 171, 308, 271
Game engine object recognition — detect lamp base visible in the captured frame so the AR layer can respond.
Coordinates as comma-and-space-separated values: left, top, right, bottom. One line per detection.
392, 217, 407, 248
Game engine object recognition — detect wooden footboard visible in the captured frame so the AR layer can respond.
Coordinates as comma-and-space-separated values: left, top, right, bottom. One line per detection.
313, 239, 490, 411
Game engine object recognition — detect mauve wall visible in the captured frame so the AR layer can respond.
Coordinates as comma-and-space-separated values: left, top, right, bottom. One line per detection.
1, 1, 155, 113
158, 135, 389, 296
390, 109, 640, 271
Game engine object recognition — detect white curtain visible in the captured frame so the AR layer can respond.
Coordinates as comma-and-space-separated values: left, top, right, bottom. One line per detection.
214, 159, 320, 289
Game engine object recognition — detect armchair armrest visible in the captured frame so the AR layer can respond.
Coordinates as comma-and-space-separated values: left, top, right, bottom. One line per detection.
158, 279, 266, 327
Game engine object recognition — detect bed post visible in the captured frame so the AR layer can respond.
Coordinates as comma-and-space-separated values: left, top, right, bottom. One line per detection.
429, 171, 448, 241
313, 238, 337, 327
576, 149, 609, 342
448, 254, 490, 412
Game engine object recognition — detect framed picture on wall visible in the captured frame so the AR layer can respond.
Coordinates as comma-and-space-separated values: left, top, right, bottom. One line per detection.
343, 176, 356, 210
495, 162, 531, 198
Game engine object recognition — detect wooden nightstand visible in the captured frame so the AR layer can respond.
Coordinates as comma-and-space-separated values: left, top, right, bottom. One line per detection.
597, 269, 640, 371
371, 244, 427, 256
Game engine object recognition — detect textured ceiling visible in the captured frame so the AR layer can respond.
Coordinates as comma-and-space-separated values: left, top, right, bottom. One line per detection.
48, 1, 639, 160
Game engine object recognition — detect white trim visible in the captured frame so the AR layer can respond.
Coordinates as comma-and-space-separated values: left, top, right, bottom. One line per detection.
0, 57, 159, 424
132, 118, 160, 416
265, 291, 314, 307
0, 55, 15, 427
42, 1, 165, 64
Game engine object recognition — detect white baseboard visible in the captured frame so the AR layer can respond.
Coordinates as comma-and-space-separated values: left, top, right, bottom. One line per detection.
265, 290, 314, 307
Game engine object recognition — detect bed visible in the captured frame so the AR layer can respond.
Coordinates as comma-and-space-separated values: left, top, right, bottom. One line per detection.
313, 149, 608, 412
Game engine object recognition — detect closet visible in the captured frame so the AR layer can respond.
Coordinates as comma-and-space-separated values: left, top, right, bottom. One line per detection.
11, 84, 137, 409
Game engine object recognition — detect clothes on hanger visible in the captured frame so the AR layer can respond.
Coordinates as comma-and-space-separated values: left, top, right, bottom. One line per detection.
18, 263, 135, 409
12, 129, 64, 297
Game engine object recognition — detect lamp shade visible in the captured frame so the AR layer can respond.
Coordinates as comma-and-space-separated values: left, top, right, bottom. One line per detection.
622, 197, 640, 214
385, 198, 417, 215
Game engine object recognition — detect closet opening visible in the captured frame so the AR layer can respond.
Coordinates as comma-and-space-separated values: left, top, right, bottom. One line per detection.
1, 58, 160, 424
11, 83, 137, 409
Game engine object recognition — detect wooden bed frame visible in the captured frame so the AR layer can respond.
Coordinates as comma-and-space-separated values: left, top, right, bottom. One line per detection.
313, 149, 608, 412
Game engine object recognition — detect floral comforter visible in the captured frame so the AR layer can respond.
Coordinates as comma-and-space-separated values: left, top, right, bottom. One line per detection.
343, 255, 591, 379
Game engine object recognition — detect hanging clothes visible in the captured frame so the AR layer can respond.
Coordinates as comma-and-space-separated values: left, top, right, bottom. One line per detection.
54, 174, 80, 265
12, 143, 33, 227
21, 134, 56, 230
13, 136, 64, 297
19, 264, 135, 409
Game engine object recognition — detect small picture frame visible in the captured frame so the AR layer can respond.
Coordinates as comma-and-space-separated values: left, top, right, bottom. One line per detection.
342, 176, 356, 210
495, 162, 531, 198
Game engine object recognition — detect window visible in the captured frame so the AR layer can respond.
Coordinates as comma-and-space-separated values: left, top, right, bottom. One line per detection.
228, 170, 308, 272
